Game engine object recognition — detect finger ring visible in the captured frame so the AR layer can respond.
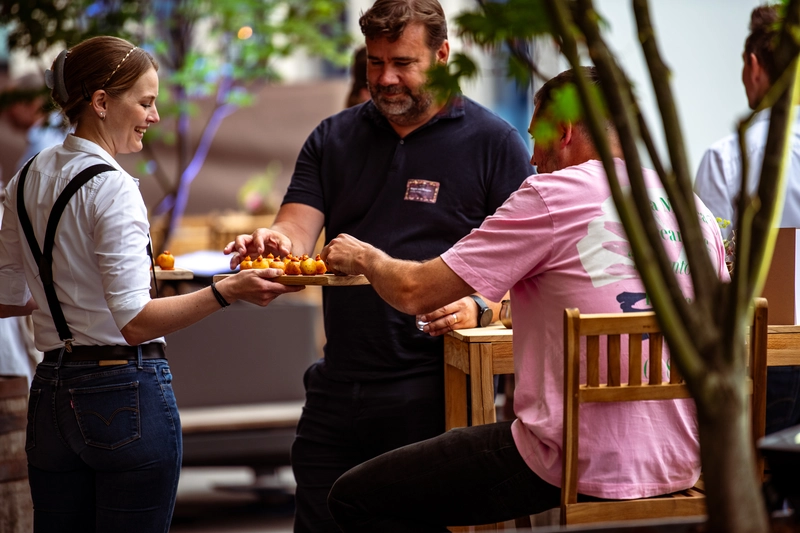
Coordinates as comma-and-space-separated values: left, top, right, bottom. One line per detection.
452, 313, 458, 324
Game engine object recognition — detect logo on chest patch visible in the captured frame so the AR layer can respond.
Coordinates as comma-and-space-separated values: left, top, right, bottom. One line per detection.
404, 180, 440, 203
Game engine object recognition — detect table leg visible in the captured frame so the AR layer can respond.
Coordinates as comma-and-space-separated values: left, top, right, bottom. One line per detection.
445, 362, 468, 431
469, 343, 497, 426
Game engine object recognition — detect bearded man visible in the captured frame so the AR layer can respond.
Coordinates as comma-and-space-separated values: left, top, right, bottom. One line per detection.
224, 0, 533, 530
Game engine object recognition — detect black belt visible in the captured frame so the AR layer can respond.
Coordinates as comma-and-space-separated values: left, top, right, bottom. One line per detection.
43, 344, 166, 363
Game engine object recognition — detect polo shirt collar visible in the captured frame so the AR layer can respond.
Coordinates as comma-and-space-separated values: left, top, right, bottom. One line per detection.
364, 94, 466, 134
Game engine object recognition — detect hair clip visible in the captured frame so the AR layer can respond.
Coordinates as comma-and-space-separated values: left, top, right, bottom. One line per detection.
45, 49, 69, 103
81, 81, 92, 102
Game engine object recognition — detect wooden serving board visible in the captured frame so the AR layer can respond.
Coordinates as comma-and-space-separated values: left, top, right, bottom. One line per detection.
212, 273, 369, 286
153, 266, 194, 280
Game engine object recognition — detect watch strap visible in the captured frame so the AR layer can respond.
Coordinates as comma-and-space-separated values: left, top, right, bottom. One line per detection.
469, 295, 492, 327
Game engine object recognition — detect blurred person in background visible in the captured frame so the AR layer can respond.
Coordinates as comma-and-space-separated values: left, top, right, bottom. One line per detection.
345, 46, 370, 108
0, 35, 299, 532
0, 72, 70, 385
225, 0, 534, 530
694, 3, 800, 436
2, 71, 70, 171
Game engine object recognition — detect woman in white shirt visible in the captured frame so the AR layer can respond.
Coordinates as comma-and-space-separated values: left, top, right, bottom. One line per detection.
0, 35, 299, 533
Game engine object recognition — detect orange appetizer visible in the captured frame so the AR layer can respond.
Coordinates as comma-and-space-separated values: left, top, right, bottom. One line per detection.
299, 254, 317, 275
314, 254, 327, 274
156, 250, 175, 270
240, 255, 253, 270
252, 255, 269, 269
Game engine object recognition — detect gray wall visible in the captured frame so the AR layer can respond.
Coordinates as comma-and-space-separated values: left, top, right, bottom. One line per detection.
595, 0, 762, 181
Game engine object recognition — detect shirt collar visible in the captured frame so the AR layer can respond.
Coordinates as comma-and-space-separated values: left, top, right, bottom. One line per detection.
63, 134, 125, 172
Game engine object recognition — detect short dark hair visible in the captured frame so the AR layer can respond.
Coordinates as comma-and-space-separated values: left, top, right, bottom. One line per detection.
359, 0, 447, 52
534, 66, 601, 117
53, 36, 158, 125
744, 4, 781, 84
533, 66, 618, 145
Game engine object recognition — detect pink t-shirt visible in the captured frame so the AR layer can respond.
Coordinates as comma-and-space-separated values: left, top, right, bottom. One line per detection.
441, 159, 729, 499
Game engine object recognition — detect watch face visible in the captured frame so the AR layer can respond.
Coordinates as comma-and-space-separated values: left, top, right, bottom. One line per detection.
480, 308, 493, 327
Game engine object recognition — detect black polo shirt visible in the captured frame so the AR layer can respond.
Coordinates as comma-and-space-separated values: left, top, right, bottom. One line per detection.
283, 96, 534, 381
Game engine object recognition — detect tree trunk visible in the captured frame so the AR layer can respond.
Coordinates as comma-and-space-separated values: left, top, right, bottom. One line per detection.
694, 352, 769, 533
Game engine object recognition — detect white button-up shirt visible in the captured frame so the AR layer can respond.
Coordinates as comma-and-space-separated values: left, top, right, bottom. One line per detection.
695, 107, 800, 239
0, 134, 163, 351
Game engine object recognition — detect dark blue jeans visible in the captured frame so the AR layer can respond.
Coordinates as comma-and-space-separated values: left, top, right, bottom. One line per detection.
26, 351, 182, 533
328, 420, 562, 533
766, 366, 800, 435
291, 360, 445, 533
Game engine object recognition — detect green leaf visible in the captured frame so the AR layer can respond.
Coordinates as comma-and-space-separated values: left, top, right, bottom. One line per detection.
456, 0, 554, 46
530, 118, 558, 148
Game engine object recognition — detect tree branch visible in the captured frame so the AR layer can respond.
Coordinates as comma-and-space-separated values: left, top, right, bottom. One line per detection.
545, 0, 704, 382
631, 0, 719, 310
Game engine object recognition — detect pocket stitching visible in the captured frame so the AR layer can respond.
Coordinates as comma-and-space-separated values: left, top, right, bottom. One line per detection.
25, 388, 41, 452
70, 382, 141, 450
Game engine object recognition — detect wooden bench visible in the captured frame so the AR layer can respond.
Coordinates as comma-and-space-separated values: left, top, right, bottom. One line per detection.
180, 401, 304, 474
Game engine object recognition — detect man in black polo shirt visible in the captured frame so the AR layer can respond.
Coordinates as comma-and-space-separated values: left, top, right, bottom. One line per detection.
226, 0, 533, 530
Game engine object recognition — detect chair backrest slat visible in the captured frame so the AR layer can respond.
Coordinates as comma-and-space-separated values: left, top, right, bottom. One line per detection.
629, 334, 643, 386
587, 336, 600, 387
670, 356, 682, 384
649, 333, 663, 385
607, 334, 621, 387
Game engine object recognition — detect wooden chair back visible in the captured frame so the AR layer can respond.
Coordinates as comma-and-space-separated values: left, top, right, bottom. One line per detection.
560, 298, 768, 526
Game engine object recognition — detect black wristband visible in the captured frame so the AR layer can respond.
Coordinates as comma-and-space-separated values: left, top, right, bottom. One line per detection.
210, 281, 230, 308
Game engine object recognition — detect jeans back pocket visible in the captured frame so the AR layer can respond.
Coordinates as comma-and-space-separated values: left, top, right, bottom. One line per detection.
70, 381, 141, 450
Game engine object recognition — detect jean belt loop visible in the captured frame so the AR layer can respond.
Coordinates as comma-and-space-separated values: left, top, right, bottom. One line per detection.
55, 346, 65, 370
137, 345, 143, 370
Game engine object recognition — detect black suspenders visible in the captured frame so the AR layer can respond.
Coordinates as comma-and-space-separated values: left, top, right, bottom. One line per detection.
16, 156, 115, 350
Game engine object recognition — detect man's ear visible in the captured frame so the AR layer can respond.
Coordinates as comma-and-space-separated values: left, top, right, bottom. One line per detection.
747, 53, 767, 87
436, 40, 450, 65
559, 122, 574, 148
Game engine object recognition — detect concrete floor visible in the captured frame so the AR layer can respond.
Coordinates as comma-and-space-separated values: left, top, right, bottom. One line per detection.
170, 467, 295, 533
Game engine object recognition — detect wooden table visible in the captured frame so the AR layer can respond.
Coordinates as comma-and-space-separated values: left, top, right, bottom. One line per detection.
444, 323, 800, 434
153, 266, 194, 280
767, 324, 800, 364
444, 324, 513, 430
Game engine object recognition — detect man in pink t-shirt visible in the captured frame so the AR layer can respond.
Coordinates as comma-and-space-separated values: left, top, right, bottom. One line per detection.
323, 67, 729, 532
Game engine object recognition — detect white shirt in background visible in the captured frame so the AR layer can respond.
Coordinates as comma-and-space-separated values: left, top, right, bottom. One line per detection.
694, 107, 800, 239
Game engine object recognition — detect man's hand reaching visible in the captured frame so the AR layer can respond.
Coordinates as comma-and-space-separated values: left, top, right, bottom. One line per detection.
224, 228, 293, 269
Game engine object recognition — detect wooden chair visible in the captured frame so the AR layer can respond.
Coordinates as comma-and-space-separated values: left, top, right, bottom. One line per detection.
556, 299, 768, 527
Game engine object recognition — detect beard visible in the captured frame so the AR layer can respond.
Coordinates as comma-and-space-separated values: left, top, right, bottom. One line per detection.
369, 82, 434, 126
534, 146, 560, 175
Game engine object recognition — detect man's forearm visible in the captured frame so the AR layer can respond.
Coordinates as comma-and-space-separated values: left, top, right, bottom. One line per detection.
357, 251, 474, 316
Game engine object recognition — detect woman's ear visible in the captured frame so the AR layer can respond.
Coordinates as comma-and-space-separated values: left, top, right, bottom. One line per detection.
91, 90, 108, 116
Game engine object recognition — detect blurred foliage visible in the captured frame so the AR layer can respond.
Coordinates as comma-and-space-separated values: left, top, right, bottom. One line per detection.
0, 0, 351, 137
237, 160, 282, 215
0, 0, 351, 244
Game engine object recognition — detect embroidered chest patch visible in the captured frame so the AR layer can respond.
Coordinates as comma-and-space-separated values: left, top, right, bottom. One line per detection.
404, 179, 440, 203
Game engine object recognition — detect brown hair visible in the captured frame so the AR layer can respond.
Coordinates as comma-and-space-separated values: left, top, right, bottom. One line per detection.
52, 36, 158, 125
359, 0, 447, 51
534, 66, 601, 115
744, 4, 781, 83
533, 66, 617, 142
